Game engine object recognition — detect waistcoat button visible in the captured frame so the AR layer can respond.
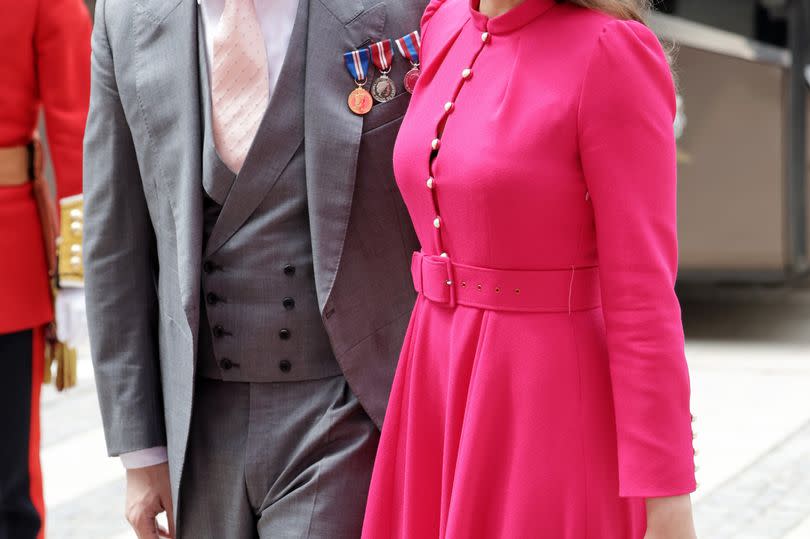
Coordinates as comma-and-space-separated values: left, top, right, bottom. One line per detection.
219, 358, 233, 370
206, 292, 221, 305
282, 297, 295, 310
283, 264, 296, 276
212, 325, 226, 338
279, 360, 292, 373
203, 261, 215, 274
279, 328, 291, 340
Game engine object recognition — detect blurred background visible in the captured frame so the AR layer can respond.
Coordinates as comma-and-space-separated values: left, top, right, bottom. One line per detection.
20, 0, 810, 537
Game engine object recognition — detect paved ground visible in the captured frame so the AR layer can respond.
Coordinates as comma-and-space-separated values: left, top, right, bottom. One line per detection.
39, 284, 810, 538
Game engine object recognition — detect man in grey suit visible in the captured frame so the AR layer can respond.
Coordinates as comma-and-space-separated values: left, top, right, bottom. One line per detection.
83, 0, 424, 536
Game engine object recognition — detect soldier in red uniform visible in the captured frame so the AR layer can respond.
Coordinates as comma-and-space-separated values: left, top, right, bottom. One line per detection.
0, 1, 91, 537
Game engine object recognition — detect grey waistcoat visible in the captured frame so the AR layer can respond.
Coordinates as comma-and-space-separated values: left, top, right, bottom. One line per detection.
196, 0, 340, 382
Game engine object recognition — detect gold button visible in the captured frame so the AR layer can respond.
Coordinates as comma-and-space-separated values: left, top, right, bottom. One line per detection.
444, 101, 454, 112
440, 252, 448, 258
462, 68, 472, 79
445, 280, 453, 286
70, 244, 82, 254
433, 217, 441, 229
70, 221, 83, 233
426, 177, 434, 189
482, 32, 490, 43
431, 138, 441, 150
69, 209, 83, 219
70, 256, 81, 267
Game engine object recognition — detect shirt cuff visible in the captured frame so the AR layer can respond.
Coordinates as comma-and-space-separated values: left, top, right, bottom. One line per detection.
120, 446, 169, 469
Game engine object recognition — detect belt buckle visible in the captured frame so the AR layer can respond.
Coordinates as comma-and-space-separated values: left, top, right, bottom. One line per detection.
440, 255, 457, 308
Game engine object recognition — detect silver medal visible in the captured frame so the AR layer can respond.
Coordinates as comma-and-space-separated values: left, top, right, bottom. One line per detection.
371, 74, 397, 103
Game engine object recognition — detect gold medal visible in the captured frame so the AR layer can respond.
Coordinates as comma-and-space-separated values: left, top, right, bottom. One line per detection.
348, 86, 373, 115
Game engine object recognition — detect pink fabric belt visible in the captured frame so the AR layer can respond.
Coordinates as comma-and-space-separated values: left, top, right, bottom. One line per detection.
411, 252, 602, 313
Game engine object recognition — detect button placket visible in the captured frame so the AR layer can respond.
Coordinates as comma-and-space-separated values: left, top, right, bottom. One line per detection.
424, 31, 491, 260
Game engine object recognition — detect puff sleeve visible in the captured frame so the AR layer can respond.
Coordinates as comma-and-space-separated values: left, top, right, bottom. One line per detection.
420, 0, 447, 39
577, 20, 696, 498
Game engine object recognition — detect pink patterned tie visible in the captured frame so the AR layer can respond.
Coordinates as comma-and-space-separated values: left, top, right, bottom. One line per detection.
211, 0, 269, 173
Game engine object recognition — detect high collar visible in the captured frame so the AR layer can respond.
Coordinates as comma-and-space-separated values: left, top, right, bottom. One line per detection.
470, 0, 558, 34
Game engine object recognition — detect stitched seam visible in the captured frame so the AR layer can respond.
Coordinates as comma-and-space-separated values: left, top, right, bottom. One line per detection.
132, 7, 176, 217
568, 167, 590, 537
304, 393, 336, 538
133, 0, 183, 25
568, 315, 590, 539
334, 306, 414, 359
575, 21, 614, 169
316, 0, 362, 25
243, 383, 257, 514
363, 110, 407, 134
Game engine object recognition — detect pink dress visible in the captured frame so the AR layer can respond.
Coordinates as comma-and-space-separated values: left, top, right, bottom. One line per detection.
362, 1, 697, 537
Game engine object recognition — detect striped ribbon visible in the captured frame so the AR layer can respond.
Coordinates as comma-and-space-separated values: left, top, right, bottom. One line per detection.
395, 31, 421, 65
343, 48, 371, 82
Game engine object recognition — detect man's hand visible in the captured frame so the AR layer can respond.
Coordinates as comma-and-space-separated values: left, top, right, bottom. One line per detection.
125, 462, 175, 539
644, 494, 697, 539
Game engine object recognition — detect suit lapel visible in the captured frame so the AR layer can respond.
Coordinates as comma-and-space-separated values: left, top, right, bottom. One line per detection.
305, 0, 386, 310
133, 0, 204, 334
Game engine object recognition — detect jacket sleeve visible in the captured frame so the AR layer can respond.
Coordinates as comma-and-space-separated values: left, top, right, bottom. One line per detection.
36, 0, 92, 200
577, 19, 696, 498
83, 0, 166, 457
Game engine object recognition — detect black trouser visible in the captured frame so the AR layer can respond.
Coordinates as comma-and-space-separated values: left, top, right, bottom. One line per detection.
0, 329, 42, 539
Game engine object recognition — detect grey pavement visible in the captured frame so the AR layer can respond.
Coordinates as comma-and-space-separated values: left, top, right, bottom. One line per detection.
39, 284, 810, 538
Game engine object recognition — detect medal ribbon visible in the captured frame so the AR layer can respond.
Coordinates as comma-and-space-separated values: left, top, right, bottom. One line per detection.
343, 48, 371, 82
395, 31, 421, 66
370, 39, 395, 72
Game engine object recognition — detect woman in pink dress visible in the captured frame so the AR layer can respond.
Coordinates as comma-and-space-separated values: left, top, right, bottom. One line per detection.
362, 0, 697, 537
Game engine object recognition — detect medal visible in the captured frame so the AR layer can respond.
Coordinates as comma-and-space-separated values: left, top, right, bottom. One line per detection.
348, 87, 373, 115
369, 39, 397, 103
344, 48, 373, 115
371, 76, 396, 103
395, 31, 422, 94
403, 68, 420, 94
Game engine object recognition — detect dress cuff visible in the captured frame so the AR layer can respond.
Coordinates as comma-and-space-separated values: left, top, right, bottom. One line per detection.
120, 446, 169, 469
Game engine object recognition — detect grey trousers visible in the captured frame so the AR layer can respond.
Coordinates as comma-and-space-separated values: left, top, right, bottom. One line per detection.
177, 374, 379, 539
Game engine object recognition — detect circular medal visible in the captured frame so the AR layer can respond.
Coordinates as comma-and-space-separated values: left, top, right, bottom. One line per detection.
403, 67, 420, 94
348, 86, 373, 115
371, 75, 397, 103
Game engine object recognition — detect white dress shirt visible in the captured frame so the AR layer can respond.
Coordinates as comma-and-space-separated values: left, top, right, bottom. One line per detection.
120, 0, 299, 470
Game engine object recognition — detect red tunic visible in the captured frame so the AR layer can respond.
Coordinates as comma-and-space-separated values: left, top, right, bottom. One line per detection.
0, 0, 91, 333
